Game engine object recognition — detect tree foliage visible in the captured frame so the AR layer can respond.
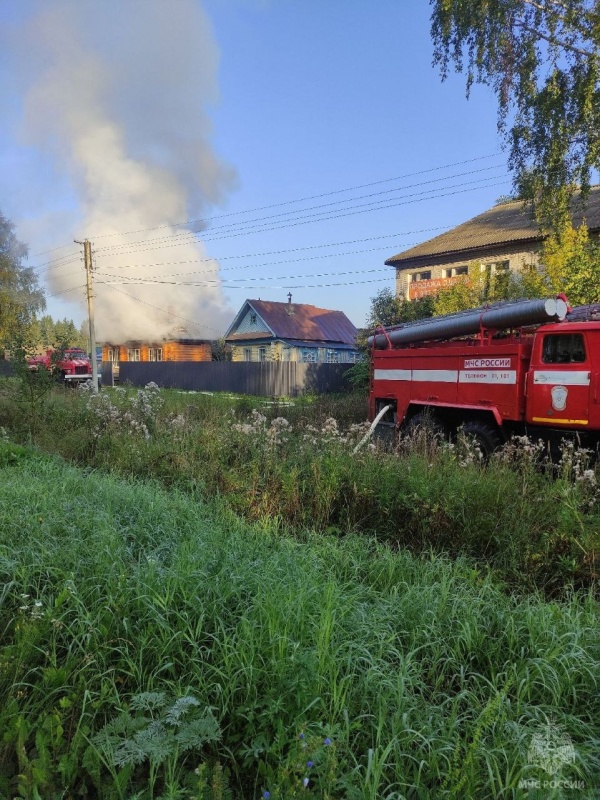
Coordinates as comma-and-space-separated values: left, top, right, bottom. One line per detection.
366, 287, 435, 330
431, 0, 600, 226
522, 222, 600, 304
0, 211, 45, 351
431, 266, 525, 314
28, 315, 88, 352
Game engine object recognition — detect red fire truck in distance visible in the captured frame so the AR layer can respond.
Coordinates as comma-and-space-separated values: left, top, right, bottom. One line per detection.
368, 296, 600, 456
27, 347, 94, 386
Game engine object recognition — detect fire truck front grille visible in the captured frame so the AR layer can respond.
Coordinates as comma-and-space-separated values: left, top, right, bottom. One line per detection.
74, 366, 89, 375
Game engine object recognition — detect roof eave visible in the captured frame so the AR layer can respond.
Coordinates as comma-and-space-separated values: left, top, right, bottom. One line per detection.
224, 300, 276, 339
385, 236, 544, 270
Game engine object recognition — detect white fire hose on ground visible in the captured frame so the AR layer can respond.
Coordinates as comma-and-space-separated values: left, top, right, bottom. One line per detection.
352, 404, 392, 454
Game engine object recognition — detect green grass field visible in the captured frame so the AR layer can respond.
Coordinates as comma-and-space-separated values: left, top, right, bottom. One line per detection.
0, 382, 595, 590
0, 442, 598, 798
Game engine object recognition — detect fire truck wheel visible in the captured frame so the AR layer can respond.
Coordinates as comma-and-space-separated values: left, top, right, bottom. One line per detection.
461, 421, 503, 459
404, 412, 445, 440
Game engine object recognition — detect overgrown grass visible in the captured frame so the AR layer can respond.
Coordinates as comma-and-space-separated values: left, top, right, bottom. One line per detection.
0, 381, 598, 590
0, 446, 598, 798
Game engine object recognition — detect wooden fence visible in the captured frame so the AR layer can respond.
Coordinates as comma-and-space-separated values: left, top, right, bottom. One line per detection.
102, 361, 354, 397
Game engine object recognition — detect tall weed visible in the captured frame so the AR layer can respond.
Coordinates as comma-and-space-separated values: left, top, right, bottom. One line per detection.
0, 450, 598, 796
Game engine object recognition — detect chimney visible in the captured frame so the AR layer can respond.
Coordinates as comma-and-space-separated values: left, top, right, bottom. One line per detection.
287, 292, 294, 315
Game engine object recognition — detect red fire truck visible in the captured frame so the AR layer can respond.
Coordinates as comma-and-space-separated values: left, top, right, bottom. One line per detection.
27, 347, 95, 386
368, 296, 600, 456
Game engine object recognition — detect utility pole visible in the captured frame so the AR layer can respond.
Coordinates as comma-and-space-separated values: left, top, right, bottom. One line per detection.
75, 238, 99, 393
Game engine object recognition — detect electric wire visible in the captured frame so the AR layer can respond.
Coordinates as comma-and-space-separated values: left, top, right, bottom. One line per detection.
46, 284, 87, 298
30, 254, 82, 274
43, 187, 532, 297
92, 200, 533, 285
193, 177, 510, 243
92, 167, 508, 255
31, 242, 80, 258
87, 177, 510, 264
94, 246, 396, 282
97, 265, 393, 285
91, 225, 452, 269
89, 152, 502, 240
104, 276, 397, 291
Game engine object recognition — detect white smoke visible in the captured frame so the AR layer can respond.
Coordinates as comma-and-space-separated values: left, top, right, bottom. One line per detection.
7, 0, 236, 342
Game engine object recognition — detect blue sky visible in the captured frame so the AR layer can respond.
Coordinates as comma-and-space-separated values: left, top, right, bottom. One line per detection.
1, 1, 512, 338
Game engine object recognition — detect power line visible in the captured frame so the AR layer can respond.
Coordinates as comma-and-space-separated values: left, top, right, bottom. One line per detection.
92, 165, 507, 256
94, 246, 393, 282
95, 205, 536, 282
91, 176, 510, 262
31, 242, 80, 258
92, 225, 451, 268
89, 152, 502, 240
92, 180, 512, 283
44, 185, 534, 300
30, 254, 82, 274
97, 265, 394, 286
103, 276, 395, 291
195, 176, 509, 242
182, 166, 507, 238
46, 284, 87, 298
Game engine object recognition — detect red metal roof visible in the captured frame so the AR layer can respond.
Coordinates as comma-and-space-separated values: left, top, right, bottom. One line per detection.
232, 300, 357, 345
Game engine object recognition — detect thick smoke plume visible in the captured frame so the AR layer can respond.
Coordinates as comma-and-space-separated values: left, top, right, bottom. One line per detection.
7, 0, 235, 342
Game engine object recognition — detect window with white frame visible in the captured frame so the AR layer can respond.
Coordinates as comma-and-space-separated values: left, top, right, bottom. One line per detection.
326, 349, 340, 363
259, 346, 267, 362
482, 260, 510, 274
244, 348, 252, 362
127, 348, 140, 361
300, 347, 317, 363
107, 348, 119, 363
148, 348, 163, 362
411, 270, 432, 282
443, 266, 469, 278
347, 351, 362, 364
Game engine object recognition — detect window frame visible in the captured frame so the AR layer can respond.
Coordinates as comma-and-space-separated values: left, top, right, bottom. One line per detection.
300, 347, 318, 363
542, 333, 587, 365
411, 270, 432, 282
148, 348, 163, 362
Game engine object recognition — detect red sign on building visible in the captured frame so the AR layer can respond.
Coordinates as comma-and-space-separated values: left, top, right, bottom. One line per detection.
409, 276, 460, 300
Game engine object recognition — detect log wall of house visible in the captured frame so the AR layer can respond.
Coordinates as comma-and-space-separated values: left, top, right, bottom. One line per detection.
102, 341, 212, 362
162, 342, 212, 361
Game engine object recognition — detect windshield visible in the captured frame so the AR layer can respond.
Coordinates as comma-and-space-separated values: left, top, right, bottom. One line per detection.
64, 351, 89, 362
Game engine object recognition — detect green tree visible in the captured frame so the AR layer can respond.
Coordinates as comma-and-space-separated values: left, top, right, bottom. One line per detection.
211, 338, 232, 361
431, 0, 600, 226
523, 222, 600, 304
346, 289, 436, 389
432, 263, 543, 315
25, 314, 88, 353
366, 287, 435, 330
0, 211, 45, 353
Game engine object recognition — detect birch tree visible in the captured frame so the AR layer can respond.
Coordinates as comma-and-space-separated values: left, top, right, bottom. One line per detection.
431, 0, 600, 227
